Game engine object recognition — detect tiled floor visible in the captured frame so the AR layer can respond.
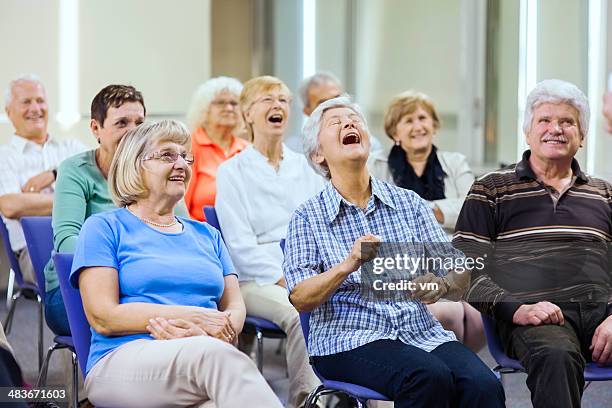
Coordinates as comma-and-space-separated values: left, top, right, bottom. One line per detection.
2, 293, 611, 407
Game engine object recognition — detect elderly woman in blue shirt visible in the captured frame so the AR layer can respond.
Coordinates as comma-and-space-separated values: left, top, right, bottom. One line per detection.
71, 120, 282, 408
283, 97, 505, 408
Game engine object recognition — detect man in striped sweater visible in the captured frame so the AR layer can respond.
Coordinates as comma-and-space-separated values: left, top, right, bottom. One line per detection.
454, 79, 612, 408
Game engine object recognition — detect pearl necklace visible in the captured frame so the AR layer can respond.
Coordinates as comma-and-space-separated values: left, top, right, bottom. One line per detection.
126, 206, 178, 228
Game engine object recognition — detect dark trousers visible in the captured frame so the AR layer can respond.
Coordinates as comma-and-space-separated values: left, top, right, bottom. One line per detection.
312, 339, 505, 408
498, 302, 608, 408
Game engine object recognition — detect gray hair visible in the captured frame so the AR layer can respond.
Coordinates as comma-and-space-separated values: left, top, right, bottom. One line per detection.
299, 71, 342, 109
4, 74, 45, 108
523, 79, 590, 138
302, 95, 368, 179
186, 76, 243, 131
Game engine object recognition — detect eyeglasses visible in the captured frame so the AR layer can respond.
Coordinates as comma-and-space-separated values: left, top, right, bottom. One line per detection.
254, 95, 291, 106
142, 150, 194, 165
211, 100, 239, 108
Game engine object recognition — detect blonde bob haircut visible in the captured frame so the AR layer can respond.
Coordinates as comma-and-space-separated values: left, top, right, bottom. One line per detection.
108, 119, 191, 207
240, 75, 292, 141
383, 90, 440, 140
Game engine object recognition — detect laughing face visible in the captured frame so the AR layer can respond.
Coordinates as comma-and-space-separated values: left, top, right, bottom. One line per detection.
245, 88, 291, 139
314, 107, 370, 174
526, 102, 582, 163
6, 80, 48, 143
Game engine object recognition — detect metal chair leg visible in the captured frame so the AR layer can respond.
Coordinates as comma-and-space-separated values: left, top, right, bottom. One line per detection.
256, 329, 263, 372
6, 269, 15, 309
276, 338, 284, 355
304, 385, 324, 408
3, 290, 20, 334
37, 295, 44, 371
71, 351, 78, 408
36, 344, 58, 387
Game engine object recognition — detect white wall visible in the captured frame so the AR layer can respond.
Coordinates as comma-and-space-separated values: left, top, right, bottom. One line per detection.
0, 0, 211, 147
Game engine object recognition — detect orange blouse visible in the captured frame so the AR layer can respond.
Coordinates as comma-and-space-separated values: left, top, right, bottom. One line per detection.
185, 127, 249, 221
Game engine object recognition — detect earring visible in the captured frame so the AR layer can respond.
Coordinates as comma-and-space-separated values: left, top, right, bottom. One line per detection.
394, 140, 400, 146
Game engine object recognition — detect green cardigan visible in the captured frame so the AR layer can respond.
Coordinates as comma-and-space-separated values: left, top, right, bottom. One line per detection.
44, 149, 114, 291
44, 149, 191, 291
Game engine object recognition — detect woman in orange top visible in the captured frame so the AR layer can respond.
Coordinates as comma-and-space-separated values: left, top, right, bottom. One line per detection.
185, 77, 249, 220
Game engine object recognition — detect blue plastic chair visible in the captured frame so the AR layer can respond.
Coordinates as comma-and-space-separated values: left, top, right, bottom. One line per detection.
0, 216, 43, 369
482, 314, 612, 389
53, 253, 90, 408
21, 217, 78, 404
204, 206, 286, 371
282, 238, 391, 406
298, 312, 391, 407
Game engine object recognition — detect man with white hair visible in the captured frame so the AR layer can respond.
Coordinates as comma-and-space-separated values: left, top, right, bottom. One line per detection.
0, 74, 85, 282
454, 79, 612, 408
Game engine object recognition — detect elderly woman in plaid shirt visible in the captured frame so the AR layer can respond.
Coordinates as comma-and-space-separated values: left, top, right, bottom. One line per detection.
282, 96, 505, 408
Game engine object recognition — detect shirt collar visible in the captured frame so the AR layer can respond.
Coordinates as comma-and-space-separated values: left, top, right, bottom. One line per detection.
322, 177, 397, 224
10, 133, 53, 154
516, 150, 588, 183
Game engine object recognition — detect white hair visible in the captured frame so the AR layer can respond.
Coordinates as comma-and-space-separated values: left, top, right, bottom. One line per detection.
302, 95, 368, 179
186, 76, 243, 131
4, 74, 45, 108
298, 71, 342, 109
523, 79, 590, 138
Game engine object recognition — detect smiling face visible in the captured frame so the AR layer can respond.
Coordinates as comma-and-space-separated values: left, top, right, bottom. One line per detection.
205, 90, 241, 131
141, 140, 192, 203
244, 87, 291, 140
91, 101, 145, 154
393, 105, 437, 154
526, 102, 582, 164
314, 107, 370, 176
6, 80, 48, 143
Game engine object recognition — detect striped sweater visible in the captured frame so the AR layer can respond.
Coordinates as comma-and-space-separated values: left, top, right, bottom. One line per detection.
453, 151, 612, 322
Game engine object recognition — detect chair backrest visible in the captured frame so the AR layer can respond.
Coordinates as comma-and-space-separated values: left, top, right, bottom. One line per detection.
0, 217, 25, 286
53, 253, 90, 376
299, 311, 311, 344
204, 206, 221, 230
20, 216, 53, 297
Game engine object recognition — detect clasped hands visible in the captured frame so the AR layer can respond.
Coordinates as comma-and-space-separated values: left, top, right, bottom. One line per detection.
146, 309, 237, 344
344, 234, 450, 304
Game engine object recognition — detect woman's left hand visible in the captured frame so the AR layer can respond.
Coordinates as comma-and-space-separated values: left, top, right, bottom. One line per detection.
410, 272, 448, 304
147, 317, 207, 340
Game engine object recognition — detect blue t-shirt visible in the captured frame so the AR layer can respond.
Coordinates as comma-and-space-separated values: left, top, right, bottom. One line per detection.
70, 207, 236, 373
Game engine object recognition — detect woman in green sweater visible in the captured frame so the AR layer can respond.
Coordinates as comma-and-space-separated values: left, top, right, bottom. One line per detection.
43, 85, 146, 335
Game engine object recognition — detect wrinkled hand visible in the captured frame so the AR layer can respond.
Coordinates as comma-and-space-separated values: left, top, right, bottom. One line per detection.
147, 317, 207, 340
181, 309, 237, 344
603, 92, 612, 133
590, 316, 612, 366
343, 234, 381, 273
21, 171, 54, 193
411, 272, 448, 304
512, 302, 565, 326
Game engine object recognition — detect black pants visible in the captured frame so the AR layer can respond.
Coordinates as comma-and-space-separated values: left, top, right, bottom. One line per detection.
498, 301, 608, 408
312, 339, 505, 408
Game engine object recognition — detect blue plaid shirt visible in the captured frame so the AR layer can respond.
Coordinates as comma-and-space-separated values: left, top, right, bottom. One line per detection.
283, 177, 457, 356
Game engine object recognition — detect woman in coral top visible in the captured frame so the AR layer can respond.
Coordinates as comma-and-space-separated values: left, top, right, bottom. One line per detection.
185, 77, 249, 221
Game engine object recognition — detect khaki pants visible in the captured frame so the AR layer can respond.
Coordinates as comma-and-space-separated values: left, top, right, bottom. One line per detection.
16, 248, 36, 284
240, 281, 322, 408
85, 337, 282, 408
